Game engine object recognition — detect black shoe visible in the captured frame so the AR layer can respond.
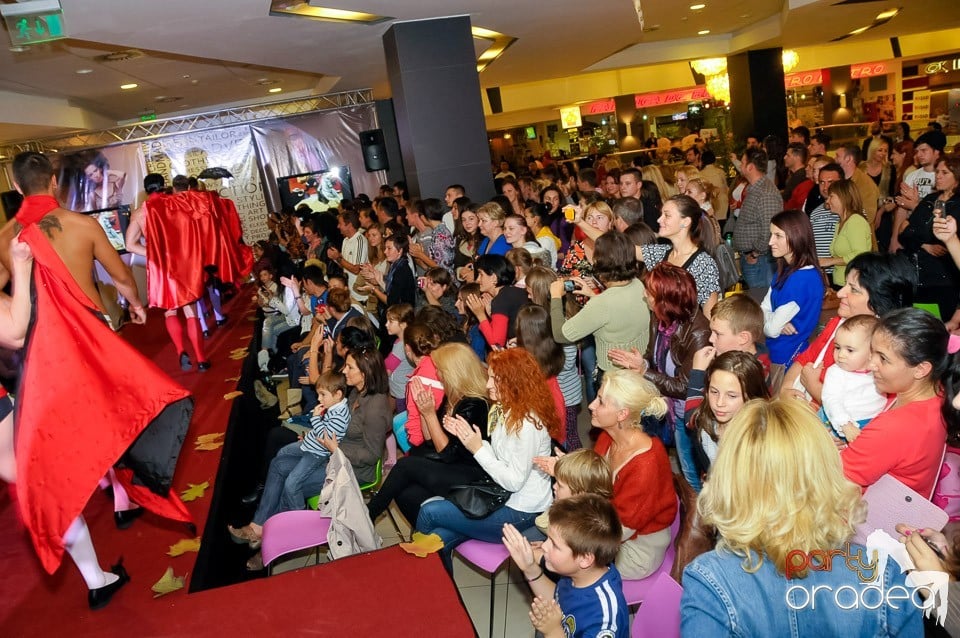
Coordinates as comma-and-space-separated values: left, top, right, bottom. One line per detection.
88, 560, 130, 611
241, 483, 264, 505
216, 316, 229, 327
198, 361, 211, 372
203, 330, 211, 339
179, 351, 192, 371
114, 507, 144, 530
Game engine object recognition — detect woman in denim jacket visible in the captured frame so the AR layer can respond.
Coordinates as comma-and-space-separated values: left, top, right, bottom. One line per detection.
681, 399, 922, 636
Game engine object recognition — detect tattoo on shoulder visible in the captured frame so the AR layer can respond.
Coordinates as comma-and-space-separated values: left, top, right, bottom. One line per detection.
38, 215, 62, 239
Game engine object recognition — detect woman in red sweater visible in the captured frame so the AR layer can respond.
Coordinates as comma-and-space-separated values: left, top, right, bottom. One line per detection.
841, 308, 954, 496
590, 369, 677, 579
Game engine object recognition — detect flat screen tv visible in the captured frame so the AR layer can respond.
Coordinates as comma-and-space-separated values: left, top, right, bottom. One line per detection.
86, 205, 131, 253
277, 166, 354, 213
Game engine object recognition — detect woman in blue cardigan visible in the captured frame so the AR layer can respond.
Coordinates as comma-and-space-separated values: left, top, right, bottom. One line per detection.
761, 209, 825, 366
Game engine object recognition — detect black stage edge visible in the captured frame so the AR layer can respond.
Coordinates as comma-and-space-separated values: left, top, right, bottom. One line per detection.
190, 321, 277, 592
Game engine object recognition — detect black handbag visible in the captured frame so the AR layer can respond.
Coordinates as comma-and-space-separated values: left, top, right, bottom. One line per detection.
446, 478, 511, 519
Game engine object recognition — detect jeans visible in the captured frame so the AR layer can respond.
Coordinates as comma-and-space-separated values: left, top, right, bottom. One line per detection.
417, 500, 539, 568
253, 442, 328, 525
287, 350, 317, 412
580, 336, 598, 404
739, 253, 774, 290
673, 419, 702, 492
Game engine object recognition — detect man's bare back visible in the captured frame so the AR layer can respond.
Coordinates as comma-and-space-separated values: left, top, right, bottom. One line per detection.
0, 208, 145, 323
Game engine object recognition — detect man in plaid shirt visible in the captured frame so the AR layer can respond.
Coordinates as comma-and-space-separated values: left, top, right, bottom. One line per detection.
733, 148, 782, 289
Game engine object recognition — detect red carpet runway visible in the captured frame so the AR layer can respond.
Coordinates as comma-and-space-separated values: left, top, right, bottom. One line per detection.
0, 295, 474, 637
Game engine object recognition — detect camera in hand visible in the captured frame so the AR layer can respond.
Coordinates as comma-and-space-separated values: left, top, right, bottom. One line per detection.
563, 280, 576, 293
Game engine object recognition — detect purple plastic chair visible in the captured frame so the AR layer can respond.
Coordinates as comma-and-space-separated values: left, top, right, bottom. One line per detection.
455, 540, 511, 638
630, 572, 683, 638
260, 510, 333, 575
621, 498, 681, 605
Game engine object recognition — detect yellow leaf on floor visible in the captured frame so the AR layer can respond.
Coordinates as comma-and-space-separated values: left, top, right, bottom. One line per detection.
398, 532, 444, 558
152, 567, 186, 598
194, 440, 224, 451
180, 481, 209, 502
167, 537, 201, 557
223, 391, 243, 400
194, 432, 224, 444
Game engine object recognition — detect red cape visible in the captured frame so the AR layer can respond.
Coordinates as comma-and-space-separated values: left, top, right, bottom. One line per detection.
16, 218, 193, 574
145, 191, 252, 309
210, 193, 253, 283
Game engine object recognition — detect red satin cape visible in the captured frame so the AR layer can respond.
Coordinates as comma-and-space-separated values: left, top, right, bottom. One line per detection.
15, 215, 193, 574
145, 191, 252, 309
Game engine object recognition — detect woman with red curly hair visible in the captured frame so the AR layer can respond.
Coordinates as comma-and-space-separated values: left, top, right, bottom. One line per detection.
609, 262, 710, 490
416, 348, 560, 566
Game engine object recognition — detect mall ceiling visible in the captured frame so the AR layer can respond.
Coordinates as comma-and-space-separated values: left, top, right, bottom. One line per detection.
0, 0, 958, 143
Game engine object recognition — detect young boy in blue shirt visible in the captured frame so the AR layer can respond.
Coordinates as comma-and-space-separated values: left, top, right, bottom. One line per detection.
503, 494, 629, 638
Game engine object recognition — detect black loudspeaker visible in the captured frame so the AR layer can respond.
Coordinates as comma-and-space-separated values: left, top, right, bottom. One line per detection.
0, 190, 23, 221
486, 87, 503, 114
359, 129, 389, 172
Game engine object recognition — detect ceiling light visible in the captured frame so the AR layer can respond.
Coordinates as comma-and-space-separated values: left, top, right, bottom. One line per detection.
698, 29, 710, 35
269, 87, 282, 93
268, 1, 391, 24
876, 8, 900, 20
691, 58, 727, 76
849, 26, 870, 35
75, 68, 93, 74
782, 49, 800, 73
503, 133, 511, 139
690, 3, 706, 9
9, 46, 27, 53
120, 83, 138, 90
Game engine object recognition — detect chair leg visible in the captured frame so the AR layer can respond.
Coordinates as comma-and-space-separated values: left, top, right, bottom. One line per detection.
488, 578, 496, 638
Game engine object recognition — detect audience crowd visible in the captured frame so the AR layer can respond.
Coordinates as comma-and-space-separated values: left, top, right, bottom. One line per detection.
233, 121, 960, 636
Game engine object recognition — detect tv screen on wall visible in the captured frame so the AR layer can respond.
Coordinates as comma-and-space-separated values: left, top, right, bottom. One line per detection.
86, 205, 131, 253
276, 166, 354, 213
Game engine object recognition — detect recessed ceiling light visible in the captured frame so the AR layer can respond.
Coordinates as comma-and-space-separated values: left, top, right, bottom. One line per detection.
269, 2, 391, 24
849, 25, 870, 35
698, 29, 710, 35
75, 68, 93, 74
269, 87, 282, 93
690, 3, 706, 9
182, 74, 191, 79
876, 8, 900, 20
120, 83, 138, 90
9, 46, 27, 53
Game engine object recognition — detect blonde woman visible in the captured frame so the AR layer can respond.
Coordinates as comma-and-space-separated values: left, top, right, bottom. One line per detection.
476, 201, 510, 256
558, 200, 614, 281
367, 342, 489, 526
642, 165, 676, 202
585, 369, 676, 579
673, 165, 700, 195
681, 399, 922, 635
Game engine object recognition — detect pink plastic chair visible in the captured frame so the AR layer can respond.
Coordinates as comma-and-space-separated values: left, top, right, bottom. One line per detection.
621, 499, 681, 605
260, 510, 333, 575
630, 572, 683, 638
455, 540, 511, 638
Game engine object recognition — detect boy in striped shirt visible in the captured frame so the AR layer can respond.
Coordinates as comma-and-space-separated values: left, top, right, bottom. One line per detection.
283, 371, 351, 507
